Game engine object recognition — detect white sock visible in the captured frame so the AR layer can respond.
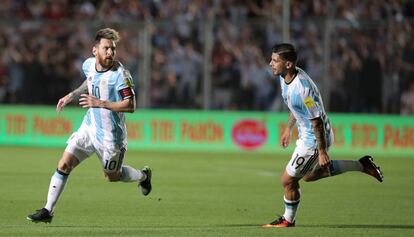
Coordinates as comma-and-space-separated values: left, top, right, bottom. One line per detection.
330, 160, 363, 176
120, 165, 146, 182
44, 170, 68, 212
283, 196, 300, 223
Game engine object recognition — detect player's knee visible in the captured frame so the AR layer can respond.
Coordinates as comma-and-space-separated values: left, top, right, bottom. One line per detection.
104, 172, 121, 182
281, 176, 299, 190
57, 153, 79, 174
283, 181, 300, 190
280, 176, 288, 187
57, 159, 73, 174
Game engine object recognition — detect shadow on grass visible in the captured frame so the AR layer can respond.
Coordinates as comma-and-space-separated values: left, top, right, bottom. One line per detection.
302, 224, 414, 230
44, 224, 260, 229
220, 224, 414, 230
23, 223, 414, 230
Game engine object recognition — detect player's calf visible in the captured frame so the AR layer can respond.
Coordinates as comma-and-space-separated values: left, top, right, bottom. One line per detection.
104, 171, 122, 182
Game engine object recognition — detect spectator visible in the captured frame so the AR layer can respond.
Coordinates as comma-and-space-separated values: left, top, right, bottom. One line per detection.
400, 80, 414, 115
358, 38, 383, 113
0, 59, 8, 102
176, 42, 203, 108
211, 45, 240, 109
0, 0, 412, 114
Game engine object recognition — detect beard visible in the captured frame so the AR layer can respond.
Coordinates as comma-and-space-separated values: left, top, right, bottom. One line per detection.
97, 55, 114, 70
272, 67, 286, 77
272, 68, 282, 76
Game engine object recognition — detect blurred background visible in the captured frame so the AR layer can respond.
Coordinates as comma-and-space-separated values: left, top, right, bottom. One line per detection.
2, 2, 414, 234
0, 0, 413, 114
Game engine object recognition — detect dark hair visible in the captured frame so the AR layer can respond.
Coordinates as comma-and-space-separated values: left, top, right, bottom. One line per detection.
272, 43, 297, 63
95, 28, 120, 44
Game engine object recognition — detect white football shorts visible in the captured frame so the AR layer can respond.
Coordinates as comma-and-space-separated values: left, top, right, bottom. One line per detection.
65, 125, 126, 173
285, 140, 330, 178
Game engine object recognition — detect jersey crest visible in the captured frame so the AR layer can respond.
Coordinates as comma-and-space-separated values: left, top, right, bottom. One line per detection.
304, 96, 316, 108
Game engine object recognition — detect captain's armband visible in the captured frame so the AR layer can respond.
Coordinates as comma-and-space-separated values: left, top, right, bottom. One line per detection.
119, 87, 134, 100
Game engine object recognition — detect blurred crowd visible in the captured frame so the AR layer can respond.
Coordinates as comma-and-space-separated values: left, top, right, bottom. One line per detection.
0, 0, 413, 114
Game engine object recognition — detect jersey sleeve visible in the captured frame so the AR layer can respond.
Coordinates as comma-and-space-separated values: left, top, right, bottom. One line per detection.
299, 81, 322, 119
81, 57, 95, 78
115, 68, 135, 100
80, 70, 86, 81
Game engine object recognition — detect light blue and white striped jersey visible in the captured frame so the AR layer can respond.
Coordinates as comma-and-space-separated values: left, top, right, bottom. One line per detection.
279, 67, 333, 149
81, 57, 135, 147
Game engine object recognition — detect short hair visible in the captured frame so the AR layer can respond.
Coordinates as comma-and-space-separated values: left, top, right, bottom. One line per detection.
95, 28, 120, 44
272, 43, 297, 63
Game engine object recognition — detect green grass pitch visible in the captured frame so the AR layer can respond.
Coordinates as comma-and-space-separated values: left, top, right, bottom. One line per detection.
0, 145, 413, 237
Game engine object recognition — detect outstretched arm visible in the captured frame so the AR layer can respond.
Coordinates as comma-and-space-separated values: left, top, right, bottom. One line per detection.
280, 113, 296, 148
311, 117, 330, 167
79, 94, 135, 113
56, 80, 88, 113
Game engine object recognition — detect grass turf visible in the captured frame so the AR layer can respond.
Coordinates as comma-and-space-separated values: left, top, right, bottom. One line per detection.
0, 146, 413, 237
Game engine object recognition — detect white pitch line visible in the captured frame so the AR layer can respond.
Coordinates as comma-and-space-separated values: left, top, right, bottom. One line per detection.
256, 171, 279, 177
210, 165, 279, 177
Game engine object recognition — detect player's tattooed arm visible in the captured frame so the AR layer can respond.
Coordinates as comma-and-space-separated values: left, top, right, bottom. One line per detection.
280, 113, 296, 148
311, 117, 327, 150
56, 80, 88, 113
79, 95, 135, 113
287, 113, 297, 130
71, 80, 88, 98
311, 117, 330, 167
